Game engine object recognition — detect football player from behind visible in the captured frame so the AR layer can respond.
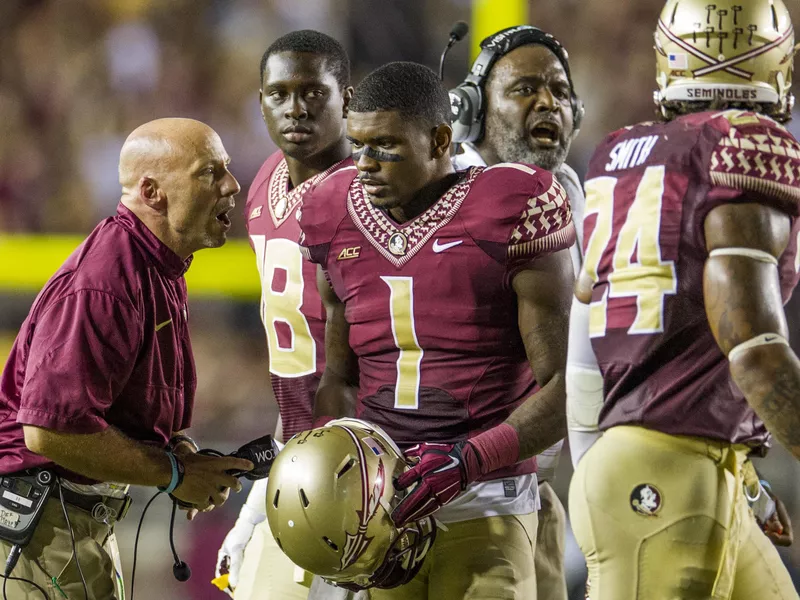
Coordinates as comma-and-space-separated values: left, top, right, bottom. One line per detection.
295, 62, 575, 599
213, 30, 354, 600
569, 1, 800, 599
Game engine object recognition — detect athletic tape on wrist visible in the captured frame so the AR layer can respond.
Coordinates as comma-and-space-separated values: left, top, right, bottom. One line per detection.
728, 332, 789, 362
468, 423, 520, 476
709, 247, 778, 265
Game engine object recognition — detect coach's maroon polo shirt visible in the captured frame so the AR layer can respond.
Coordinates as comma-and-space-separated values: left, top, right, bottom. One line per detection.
0, 204, 196, 477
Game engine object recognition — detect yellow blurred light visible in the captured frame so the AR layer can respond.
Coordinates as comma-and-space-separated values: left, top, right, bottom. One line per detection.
471, 0, 528, 59
1, 235, 260, 300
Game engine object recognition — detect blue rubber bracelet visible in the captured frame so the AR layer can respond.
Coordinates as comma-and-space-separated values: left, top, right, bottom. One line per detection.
158, 451, 180, 494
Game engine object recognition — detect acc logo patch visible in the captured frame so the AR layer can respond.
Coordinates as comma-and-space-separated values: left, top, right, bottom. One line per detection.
338, 246, 361, 260
249, 205, 263, 220
630, 483, 662, 516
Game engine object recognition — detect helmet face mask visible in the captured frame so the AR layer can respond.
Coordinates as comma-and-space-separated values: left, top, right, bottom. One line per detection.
338, 515, 437, 592
266, 419, 436, 591
654, 0, 797, 122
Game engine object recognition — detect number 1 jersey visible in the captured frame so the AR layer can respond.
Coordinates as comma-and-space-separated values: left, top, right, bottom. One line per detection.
583, 110, 800, 448
245, 151, 350, 440
299, 163, 575, 480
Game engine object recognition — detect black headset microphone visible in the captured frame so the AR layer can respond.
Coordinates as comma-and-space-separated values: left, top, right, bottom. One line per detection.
169, 501, 191, 582
439, 21, 469, 81
129, 434, 278, 599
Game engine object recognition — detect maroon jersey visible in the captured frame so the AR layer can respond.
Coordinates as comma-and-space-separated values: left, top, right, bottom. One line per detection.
0, 204, 195, 478
300, 163, 575, 479
245, 152, 351, 439
582, 110, 800, 448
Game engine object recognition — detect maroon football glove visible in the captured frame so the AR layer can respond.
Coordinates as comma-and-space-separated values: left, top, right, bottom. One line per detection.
391, 442, 481, 526
391, 424, 522, 526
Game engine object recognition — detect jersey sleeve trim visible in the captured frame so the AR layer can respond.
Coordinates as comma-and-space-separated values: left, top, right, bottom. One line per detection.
709, 119, 800, 215
508, 223, 576, 259
709, 171, 800, 210
508, 175, 575, 260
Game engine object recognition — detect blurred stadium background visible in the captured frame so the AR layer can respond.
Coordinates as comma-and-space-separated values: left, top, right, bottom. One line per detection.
1, 0, 799, 597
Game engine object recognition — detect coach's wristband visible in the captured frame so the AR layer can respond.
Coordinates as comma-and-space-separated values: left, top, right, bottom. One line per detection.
158, 451, 185, 494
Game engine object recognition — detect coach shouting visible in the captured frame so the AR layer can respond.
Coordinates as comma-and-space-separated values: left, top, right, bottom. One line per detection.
0, 118, 252, 599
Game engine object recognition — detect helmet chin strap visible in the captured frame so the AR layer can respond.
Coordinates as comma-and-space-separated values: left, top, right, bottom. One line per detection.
775, 71, 794, 118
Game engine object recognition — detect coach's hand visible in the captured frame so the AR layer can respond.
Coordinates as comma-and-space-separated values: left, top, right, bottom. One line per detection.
391, 442, 480, 526
172, 443, 202, 520
173, 453, 253, 511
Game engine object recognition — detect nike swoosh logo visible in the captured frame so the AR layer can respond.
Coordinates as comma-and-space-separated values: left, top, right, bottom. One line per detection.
155, 319, 173, 332
433, 457, 460, 473
432, 239, 463, 253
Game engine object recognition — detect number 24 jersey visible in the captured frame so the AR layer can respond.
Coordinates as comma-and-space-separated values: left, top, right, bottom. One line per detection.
583, 110, 800, 447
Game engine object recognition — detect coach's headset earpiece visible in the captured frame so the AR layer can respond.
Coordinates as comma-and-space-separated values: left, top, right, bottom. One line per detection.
449, 25, 584, 144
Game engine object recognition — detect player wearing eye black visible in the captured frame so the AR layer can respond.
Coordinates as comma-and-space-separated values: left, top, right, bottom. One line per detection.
289, 61, 576, 599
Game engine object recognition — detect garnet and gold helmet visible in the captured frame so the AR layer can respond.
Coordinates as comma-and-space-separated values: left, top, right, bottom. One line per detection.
265, 418, 436, 591
654, 0, 797, 121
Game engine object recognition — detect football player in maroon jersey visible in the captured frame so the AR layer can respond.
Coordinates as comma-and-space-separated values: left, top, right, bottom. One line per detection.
275, 61, 576, 598
214, 30, 354, 600
568, 1, 800, 598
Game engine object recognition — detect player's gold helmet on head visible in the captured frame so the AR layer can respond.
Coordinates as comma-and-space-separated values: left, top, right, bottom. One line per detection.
265, 418, 436, 591
654, 0, 797, 121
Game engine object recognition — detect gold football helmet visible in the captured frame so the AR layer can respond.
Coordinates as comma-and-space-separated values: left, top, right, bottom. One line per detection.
654, 0, 797, 120
265, 418, 436, 591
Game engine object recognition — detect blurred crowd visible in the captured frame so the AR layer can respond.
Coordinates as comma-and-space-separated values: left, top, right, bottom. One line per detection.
4, 0, 800, 232
2, 0, 800, 597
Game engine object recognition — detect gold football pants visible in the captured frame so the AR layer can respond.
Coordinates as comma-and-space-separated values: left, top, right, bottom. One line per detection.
569, 425, 798, 600
235, 518, 311, 600
535, 481, 568, 600
369, 512, 538, 600
234, 516, 376, 600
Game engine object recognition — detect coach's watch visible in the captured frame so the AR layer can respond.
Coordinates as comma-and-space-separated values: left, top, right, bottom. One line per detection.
168, 434, 199, 454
